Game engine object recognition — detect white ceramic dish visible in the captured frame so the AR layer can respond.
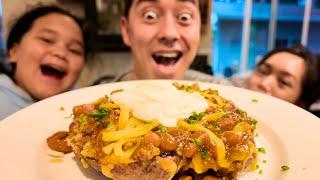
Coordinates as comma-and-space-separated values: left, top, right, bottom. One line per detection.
0, 80, 319, 180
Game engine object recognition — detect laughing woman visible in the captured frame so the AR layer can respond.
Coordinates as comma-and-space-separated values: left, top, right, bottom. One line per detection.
0, 5, 86, 120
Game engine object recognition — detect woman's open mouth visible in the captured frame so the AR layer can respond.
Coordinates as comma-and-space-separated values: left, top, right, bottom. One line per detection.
40, 65, 66, 80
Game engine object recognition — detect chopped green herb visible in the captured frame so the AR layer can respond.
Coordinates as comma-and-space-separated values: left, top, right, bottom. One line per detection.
187, 119, 196, 124
256, 164, 260, 169
258, 147, 266, 154
187, 112, 197, 124
262, 160, 267, 163
195, 139, 203, 146
90, 112, 109, 121
255, 133, 259, 137
258, 169, 263, 174
253, 119, 258, 125
252, 98, 259, 103
59, 106, 65, 111
160, 127, 168, 133
223, 114, 230, 118
64, 113, 74, 119
281, 165, 290, 172
144, 120, 152, 124
188, 138, 194, 143
99, 106, 109, 113
200, 150, 209, 159
199, 112, 205, 118
252, 119, 258, 130
236, 109, 245, 116
89, 107, 110, 121
78, 116, 87, 125
102, 121, 110, 128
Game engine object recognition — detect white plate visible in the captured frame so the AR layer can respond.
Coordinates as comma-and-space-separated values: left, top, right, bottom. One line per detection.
0, 80, 319, 180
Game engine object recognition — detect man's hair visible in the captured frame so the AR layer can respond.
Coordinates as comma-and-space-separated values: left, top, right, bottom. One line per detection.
124, 0, 133, 18
123, 0, 202, 17
257, 44, 319, 109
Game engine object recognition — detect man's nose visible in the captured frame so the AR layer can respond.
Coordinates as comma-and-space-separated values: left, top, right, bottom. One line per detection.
158, 15, 180, 46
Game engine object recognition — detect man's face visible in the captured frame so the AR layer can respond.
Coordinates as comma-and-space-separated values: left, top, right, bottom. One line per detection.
121, 0, 201, 80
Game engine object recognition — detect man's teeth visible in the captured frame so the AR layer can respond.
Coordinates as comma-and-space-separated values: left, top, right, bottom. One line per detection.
155, 53, 178, 58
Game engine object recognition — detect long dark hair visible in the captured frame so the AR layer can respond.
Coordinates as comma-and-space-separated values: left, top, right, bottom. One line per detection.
257, 44, 318, 109
4, 5, 86, 78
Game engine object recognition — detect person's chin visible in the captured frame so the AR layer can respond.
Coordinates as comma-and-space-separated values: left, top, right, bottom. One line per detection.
153, 62, 183, 79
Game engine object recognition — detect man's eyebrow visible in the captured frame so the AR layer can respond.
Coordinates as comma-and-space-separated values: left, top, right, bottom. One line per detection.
135, 0, 196, 5
179, 0, 196, 5
136, 0, 157, 5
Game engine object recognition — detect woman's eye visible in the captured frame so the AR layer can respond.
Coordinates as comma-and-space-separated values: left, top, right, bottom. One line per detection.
39, 37, 54, 44
278, 79, 292, 88
69, 48, 83, 56
179, 12, 192, 22
40, 38, 53, 44
143, 11, 157, 20
257, 67, 270, 76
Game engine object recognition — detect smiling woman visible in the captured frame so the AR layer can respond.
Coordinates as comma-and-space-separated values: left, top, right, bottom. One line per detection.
246, 44, 318, 110
0, 5, 86, 120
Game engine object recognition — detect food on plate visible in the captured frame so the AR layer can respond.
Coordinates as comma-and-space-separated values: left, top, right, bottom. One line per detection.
48, 82, 257, 179
47, 131, 72, 153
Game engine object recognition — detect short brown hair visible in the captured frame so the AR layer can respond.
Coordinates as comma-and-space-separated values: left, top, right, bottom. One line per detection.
123, 0, 202, 17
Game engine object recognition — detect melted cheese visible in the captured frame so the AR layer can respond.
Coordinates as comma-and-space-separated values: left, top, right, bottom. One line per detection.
109, 82, 208, 127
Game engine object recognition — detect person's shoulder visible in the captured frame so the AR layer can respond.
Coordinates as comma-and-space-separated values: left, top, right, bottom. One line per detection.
92, 71, 132, 85
0, 73, 34, 108
0, 90, 22, 121
184, 69, 234, 86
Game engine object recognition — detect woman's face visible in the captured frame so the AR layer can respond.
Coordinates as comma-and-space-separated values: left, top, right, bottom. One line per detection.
247, 52, 307, 104
8, 13, 85, 100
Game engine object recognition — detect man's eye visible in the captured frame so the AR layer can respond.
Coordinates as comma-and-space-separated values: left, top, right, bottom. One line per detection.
179, 12, 192, 21
143, 11, 157, 20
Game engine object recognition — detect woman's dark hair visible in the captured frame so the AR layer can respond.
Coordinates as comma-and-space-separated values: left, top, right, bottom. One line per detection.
5, 5, 86, 78
257, 44, 318, 109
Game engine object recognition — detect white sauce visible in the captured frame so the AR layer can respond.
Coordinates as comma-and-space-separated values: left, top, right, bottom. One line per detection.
109, 82, 208, 127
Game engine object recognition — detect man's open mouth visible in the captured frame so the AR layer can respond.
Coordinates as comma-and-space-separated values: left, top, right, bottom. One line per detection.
152, 52, 182, 66
41, 65, 66, 79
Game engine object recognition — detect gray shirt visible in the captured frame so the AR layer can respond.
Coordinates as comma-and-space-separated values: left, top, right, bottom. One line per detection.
101, 69, 235, 86
0, 74, 35, 121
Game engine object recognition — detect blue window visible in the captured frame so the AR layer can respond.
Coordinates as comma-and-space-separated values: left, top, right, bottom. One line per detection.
212, 0, 320, 77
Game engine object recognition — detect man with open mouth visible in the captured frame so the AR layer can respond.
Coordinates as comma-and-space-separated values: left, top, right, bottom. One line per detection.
94, 0, 230, 84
